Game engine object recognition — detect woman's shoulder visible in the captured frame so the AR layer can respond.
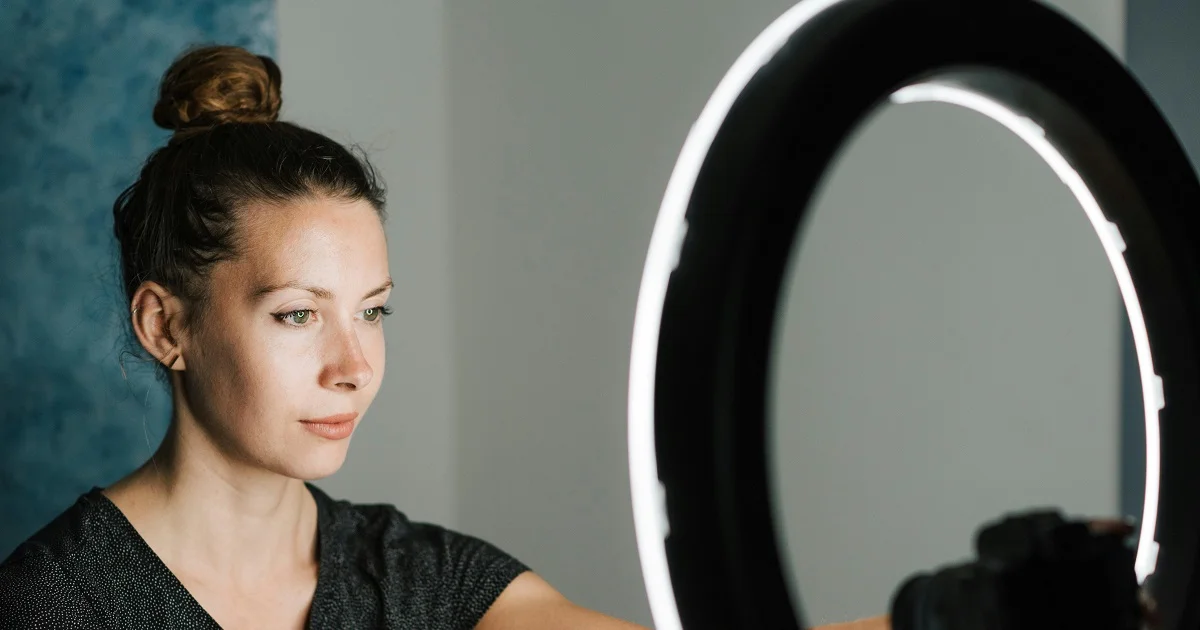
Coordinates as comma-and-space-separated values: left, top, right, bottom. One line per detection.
308, 484, 530, 626
308, 482, 423, 540
310, 483, 528, 572
0, 541, 96, 623
1, 488, 106, 578
0, 492, 107, 627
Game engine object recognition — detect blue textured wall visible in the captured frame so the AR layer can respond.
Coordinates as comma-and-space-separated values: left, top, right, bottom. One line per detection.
0, 0, 276, 558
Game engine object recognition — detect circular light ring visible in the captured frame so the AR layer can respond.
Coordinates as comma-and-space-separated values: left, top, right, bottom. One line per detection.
888, 76, 1164, 585
628, 1, 1200, 629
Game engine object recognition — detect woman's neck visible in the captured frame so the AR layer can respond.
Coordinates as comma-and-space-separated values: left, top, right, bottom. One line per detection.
103, 420, 319, 588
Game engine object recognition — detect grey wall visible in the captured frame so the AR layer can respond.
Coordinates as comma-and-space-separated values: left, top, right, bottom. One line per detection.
0, 0, 275, 559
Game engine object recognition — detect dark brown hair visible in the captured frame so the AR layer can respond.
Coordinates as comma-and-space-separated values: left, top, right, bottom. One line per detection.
113, 45, 386, 342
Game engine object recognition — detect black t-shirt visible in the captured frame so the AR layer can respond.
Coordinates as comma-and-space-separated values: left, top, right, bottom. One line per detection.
0, 484, 529, 629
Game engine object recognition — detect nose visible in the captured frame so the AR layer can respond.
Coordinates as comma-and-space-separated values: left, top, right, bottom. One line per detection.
320, 325, 374, 392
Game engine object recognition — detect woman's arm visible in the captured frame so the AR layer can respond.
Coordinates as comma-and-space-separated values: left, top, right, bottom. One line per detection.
476, 571, 891, 630
816, 617, 891, 630
476, 571, 648, 629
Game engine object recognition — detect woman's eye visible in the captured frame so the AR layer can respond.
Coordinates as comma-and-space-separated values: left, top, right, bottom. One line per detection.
276, 310, 313, 326
363, 305, 393, 323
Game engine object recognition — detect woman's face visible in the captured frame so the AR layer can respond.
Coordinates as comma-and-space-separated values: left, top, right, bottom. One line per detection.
177, 196, 391, 480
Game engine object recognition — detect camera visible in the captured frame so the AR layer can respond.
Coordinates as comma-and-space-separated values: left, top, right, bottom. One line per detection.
889, 510, 1146, 630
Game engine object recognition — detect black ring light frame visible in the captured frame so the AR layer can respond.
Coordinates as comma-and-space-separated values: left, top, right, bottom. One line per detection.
627, 0, 1200, 628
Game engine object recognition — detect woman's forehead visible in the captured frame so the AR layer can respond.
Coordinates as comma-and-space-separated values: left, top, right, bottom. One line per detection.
219, 198, 389, 294
237, 198, 385, 255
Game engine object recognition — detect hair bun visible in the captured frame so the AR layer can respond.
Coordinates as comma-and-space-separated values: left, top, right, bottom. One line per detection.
153, 45, 282, 133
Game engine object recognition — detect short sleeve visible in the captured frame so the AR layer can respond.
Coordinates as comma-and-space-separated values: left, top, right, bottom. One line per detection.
305, 489, 534, 630
426, 526, 530, 628
0, 544, 100, 629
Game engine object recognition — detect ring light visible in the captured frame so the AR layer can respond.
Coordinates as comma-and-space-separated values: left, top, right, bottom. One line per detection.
628, 1, 1200, 628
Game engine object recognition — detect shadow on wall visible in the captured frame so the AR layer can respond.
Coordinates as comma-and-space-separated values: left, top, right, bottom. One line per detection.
0, 0, 275, 558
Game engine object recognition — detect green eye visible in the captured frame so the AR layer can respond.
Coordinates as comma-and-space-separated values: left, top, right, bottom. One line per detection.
281, 310, 311, 325
363, 305, 392, 323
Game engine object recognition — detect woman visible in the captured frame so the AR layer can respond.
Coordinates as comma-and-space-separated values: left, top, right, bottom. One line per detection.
1, 43, 1100, 630
0, 45, 645, 629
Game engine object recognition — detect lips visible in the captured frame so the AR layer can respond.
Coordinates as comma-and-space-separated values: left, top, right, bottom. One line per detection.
303, 412, 359, 425
300, 412, 359, 440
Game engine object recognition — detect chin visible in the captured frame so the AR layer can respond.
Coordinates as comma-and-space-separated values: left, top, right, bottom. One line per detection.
281, 441, 352, 481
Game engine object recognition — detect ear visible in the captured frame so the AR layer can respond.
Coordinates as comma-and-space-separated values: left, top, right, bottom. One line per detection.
130, 281, 189, 371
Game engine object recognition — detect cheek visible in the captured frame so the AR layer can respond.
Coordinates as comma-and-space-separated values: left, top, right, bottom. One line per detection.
365, 328, 387, 389
258, 330, 326, 391
194, 323, 305, 409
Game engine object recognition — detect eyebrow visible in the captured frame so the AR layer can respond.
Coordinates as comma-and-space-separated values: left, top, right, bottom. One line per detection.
252, 278, 394, 301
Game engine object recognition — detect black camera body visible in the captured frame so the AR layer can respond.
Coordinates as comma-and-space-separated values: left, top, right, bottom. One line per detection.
889, 510, 1144, 630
